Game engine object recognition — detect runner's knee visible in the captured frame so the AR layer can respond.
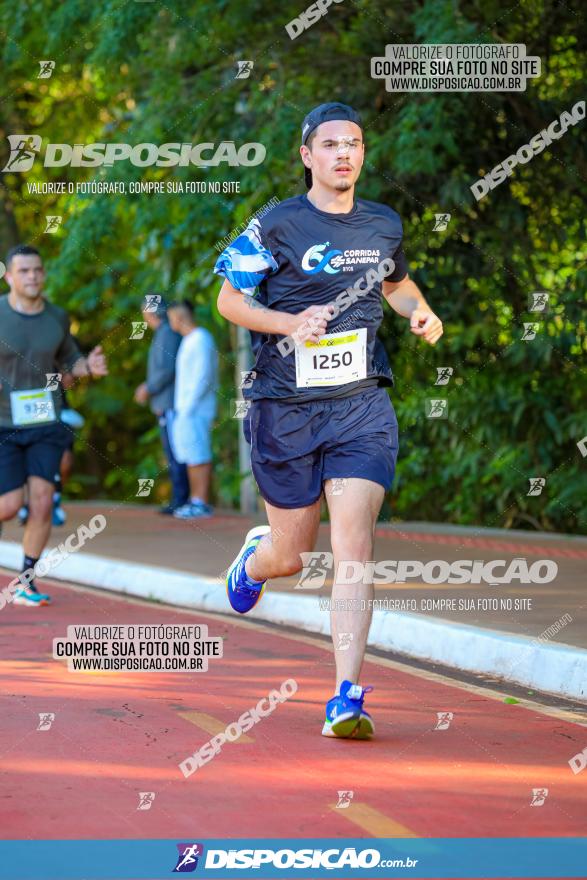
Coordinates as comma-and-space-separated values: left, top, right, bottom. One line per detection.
330, 531, 373, 562
28, 488, 54, 520
0, 492, 23, 521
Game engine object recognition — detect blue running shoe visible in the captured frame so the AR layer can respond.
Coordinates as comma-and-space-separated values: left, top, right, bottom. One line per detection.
12, 586, 52, 607
322, 680, 374, 739
226, 525, 271, 614
173, 502, 214, 519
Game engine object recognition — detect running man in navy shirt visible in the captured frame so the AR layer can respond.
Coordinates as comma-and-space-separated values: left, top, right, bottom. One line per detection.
214, 102, 443, 739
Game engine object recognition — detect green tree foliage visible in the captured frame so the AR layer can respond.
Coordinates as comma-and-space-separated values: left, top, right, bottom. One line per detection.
0, 0, 585, 530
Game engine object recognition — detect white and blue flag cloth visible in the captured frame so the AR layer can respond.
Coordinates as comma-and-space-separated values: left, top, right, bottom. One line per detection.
213, 219, 278, 296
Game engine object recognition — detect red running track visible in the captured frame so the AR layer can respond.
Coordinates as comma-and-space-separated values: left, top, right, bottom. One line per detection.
0, 573, 585, 877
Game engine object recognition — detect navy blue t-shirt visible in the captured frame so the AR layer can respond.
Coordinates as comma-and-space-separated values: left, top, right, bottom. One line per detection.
214, 194, 408, 402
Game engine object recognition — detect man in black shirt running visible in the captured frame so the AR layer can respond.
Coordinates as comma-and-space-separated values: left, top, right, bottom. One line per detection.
215, 103, 442, 738
0, 245, 108, 606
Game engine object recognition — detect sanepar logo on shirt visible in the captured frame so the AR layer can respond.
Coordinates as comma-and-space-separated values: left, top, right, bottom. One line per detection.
2, 136, 266, 172
301, 242, 383, 274
301, 242, 344, 274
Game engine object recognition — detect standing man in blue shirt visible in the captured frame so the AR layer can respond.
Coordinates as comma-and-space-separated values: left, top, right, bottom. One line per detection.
134, 296, 190, 514
166, 301, 218, 520
214, 103, 443, 740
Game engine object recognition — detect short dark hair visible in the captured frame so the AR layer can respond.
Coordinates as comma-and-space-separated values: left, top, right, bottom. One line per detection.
6, 244, 41, 269
303, 130, 317, 189
168, 299, 194, 318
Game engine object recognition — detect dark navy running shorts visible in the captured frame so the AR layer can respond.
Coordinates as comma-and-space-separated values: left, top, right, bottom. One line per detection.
243, 386, 399, 509
0, 422, 71, 495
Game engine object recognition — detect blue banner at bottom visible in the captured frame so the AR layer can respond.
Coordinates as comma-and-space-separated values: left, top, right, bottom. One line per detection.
0, 838, 585, 879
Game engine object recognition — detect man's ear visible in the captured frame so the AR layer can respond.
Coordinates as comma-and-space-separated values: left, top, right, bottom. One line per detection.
300, 145, 312, 169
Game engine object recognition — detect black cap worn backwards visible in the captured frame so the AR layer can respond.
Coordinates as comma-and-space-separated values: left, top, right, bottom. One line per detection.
301, 102, 363, 189
301, 102, 362, 145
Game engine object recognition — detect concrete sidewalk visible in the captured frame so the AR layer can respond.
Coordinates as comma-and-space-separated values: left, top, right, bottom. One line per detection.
1, 503, 586, 700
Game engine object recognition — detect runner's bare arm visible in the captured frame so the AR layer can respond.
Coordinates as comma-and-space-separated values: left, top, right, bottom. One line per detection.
382, 276, 443, 345
383, 275, 428, 316
217, 279, 332, 342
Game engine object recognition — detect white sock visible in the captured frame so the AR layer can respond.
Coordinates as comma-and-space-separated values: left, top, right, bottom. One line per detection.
190, 496, 204, 505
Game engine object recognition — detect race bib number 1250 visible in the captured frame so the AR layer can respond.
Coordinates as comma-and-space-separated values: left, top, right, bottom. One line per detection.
295, 328, 367, 388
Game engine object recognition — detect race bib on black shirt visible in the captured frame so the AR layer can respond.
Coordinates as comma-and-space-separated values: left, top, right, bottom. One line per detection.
213, 194, 408, 402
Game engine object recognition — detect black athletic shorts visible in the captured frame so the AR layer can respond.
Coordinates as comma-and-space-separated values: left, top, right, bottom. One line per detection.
0, 422, 71, 495
243, 386, 399, 509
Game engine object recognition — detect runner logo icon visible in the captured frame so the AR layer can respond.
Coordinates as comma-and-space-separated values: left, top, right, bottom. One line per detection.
297, 551, 333, 589
2, 134, 42, 172
173, 843, 204, 872
530, 788, 548, 806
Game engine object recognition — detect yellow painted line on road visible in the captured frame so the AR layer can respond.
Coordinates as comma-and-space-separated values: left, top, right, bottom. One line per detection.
177, 710, 254, 742
330, 802, 419, 838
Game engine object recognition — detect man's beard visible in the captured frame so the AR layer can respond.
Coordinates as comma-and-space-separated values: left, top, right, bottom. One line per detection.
334, 179, 353, 191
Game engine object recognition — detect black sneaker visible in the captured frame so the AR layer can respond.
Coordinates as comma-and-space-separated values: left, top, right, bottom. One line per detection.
158, 505, 176, 515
